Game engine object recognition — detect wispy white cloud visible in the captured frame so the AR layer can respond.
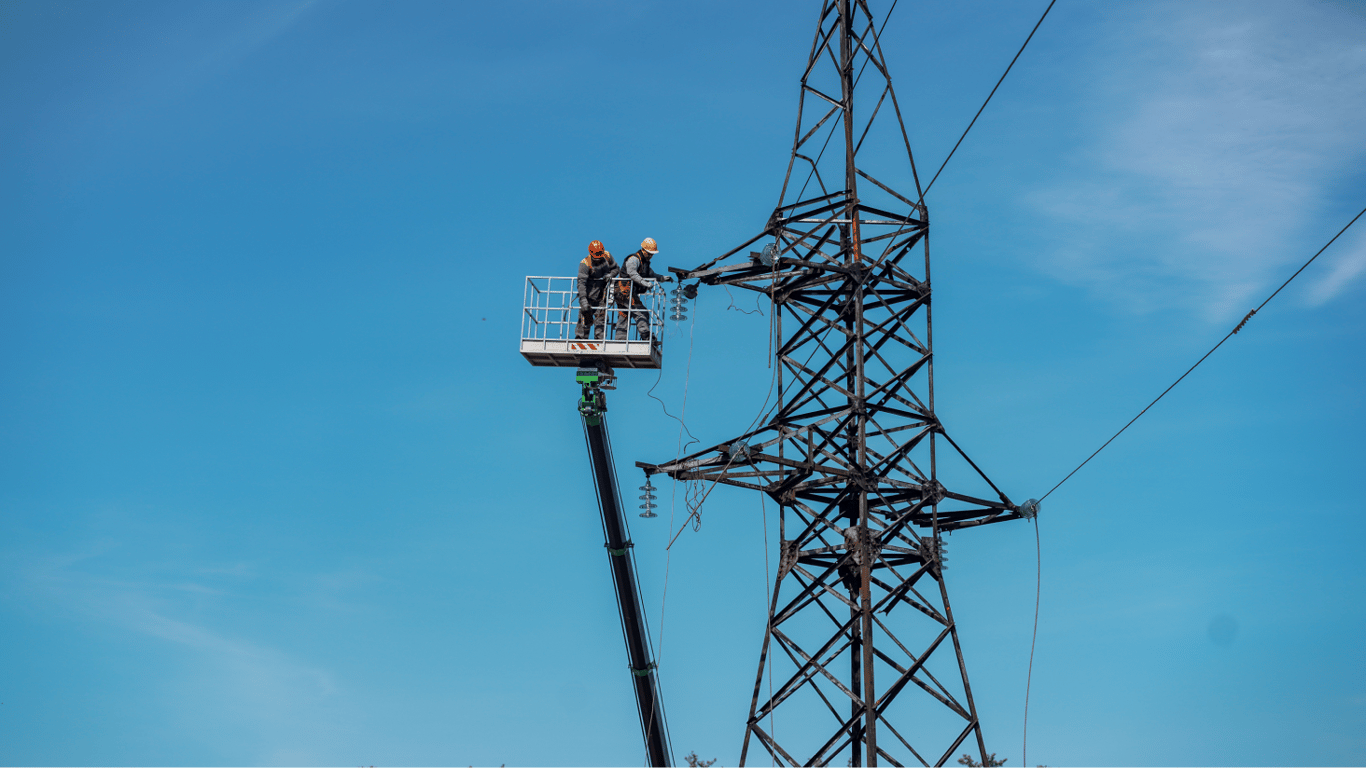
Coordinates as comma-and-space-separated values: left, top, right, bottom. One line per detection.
1305, 228, 1366, 306
187, 0, 323, 80
10, 545, 340, 754
1028, 0, 1366, 320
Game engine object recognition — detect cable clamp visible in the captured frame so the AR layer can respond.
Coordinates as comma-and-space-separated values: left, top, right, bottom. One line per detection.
605, 541, 635, 556
630, 661, 657, 677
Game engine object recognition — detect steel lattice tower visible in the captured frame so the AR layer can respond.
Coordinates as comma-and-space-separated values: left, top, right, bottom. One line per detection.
640, 2, 1031, 765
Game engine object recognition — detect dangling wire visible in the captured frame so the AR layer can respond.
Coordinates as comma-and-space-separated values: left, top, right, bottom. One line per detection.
646, 286, 702, 450
655, 293, 700, 670
665, 321, 831, 550
1023, 517, 1041, 767
666, 353, 782, 549
724, 285, 764, 316
647, 368, 699, 449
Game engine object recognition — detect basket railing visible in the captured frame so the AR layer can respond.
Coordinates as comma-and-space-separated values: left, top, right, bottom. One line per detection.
522, 276, 664, 343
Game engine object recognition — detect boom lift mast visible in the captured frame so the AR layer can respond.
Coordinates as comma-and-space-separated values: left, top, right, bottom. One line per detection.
578, 368, 672, 767
519, 277, 671, 765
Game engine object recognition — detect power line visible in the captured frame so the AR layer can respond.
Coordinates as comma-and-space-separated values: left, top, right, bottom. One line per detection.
1039, 202, 1366, 503
922, 0, 1057, 199
870, 0, 1056, 262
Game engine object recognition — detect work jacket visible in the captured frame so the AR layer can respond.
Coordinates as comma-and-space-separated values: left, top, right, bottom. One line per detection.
578, 253, 618, 306
616, 250, 660, 303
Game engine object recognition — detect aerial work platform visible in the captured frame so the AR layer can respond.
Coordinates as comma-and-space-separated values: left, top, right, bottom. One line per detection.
520, 276, 663, 369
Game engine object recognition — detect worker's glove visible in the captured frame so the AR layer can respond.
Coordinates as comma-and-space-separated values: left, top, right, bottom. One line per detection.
580, 300, 590, 312
659, 275, 675, 283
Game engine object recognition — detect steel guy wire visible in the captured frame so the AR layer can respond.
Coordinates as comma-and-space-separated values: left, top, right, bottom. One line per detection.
1038, 202, 1366, 504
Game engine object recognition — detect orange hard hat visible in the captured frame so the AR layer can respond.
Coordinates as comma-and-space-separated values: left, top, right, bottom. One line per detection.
589, 240, 606, 255
641, 237, 658, 254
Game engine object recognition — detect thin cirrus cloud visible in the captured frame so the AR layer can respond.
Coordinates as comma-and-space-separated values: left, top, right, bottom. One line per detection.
199, 0, 320, 70
13, 547, 339, 722
1304, 230, 1366, 307
1029, 1, 1366, 320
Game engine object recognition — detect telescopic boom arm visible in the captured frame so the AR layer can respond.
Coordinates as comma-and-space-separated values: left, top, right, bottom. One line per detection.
577, 369, 672, 767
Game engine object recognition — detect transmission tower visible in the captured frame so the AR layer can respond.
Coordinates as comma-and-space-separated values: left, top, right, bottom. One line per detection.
639, 2, 1034, 765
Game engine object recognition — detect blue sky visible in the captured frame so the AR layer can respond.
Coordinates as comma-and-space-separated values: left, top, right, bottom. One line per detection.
2, 0, 1364, 765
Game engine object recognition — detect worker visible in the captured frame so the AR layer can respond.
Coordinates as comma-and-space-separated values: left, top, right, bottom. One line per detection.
614, 237, 673, 341
576, 240, 618, 340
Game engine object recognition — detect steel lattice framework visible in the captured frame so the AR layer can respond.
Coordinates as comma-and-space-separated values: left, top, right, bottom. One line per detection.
640, 2, 1029, 765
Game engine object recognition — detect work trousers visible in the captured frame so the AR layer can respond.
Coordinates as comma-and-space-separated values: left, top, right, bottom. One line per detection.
614, 298, 650, 341
575, 306, 608, 340
575, 288, 609, 340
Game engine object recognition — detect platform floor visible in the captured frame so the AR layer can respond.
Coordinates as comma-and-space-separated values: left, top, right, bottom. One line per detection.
520, 338, 661, 369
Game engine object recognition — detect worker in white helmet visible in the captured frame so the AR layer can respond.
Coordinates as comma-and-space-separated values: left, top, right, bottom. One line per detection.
614, 237, 672, 341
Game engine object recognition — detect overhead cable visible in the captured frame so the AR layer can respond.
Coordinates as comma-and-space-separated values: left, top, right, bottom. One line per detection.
920, 0, 1057, 199
1039, 202, 1366, 503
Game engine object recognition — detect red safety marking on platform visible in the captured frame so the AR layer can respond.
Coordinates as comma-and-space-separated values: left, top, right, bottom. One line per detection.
570, 342, 601, 351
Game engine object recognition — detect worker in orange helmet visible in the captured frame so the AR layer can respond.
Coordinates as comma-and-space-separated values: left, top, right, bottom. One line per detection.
614, 237, 672, 341
576, 240, 619, 340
